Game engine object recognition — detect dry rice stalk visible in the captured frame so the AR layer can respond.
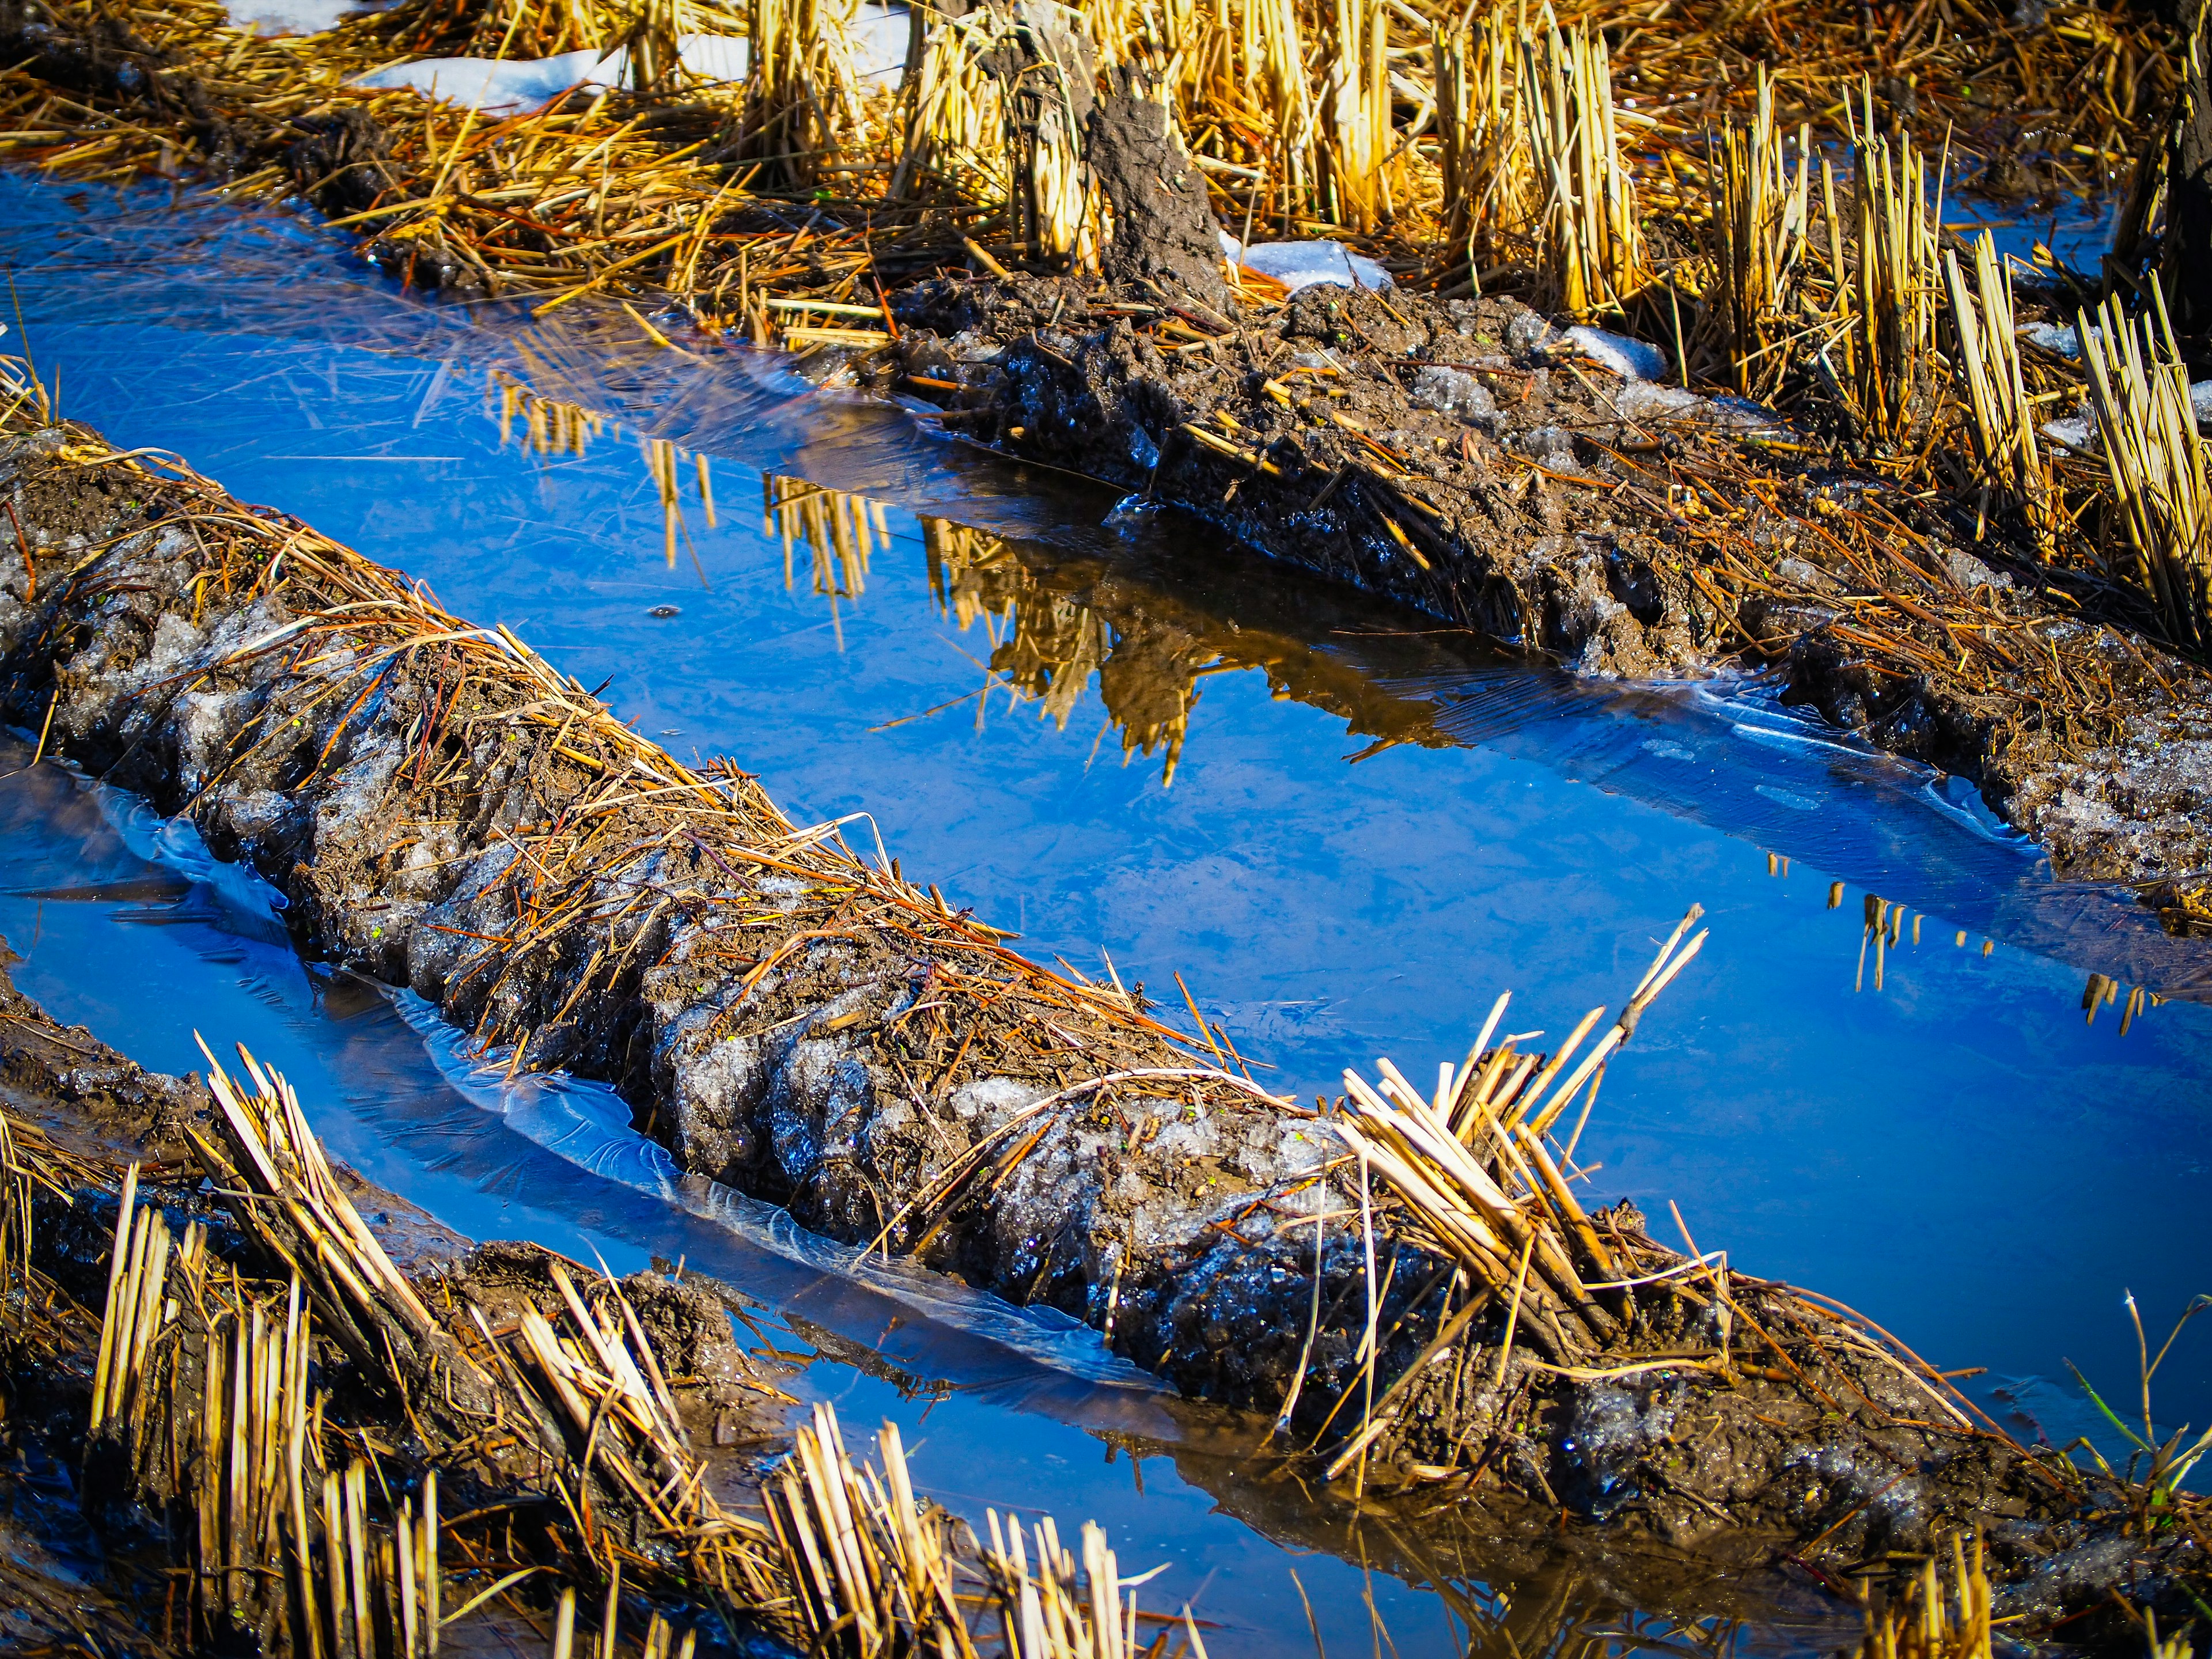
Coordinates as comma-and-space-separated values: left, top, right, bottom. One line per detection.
1940, 234, 2051, 550
1855, 1536, 1994, 1659
1434, 8, 1531, 279
1331, 907, 1707, 1363
1842, 83, 1944, 448
1518, 16, 1646, 318
734, 0, 865, 190
1710, 67, 1812, 400
766, 1400, 1136, 1658
2078, 287, 2212, 648
889, 5, 1010, 207
1322, 0, 1396, 232
1007, 0, 1107, 267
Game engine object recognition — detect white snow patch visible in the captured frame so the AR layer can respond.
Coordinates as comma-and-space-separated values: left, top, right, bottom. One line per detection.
225, 0, 393, 34
353, 7, 906, 105
1218, 231, 1393, 293
1565, 324, 1666, 381
355, 35, 750, 110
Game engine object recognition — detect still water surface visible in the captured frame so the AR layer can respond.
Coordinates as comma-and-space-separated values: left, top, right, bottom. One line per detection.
0, 172, 2206, 1649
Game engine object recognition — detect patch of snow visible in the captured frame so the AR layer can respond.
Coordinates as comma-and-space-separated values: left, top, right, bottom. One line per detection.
226, 0, 395, 33
2041, 408, 2094, 452
355, 35, 751, 110
2192, 379, 2212, 426
1218, 232, 1393, 293
1565, 324, 1666, 381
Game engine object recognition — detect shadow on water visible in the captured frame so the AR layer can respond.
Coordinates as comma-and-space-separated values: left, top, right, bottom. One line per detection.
2, 170, 2211, 1611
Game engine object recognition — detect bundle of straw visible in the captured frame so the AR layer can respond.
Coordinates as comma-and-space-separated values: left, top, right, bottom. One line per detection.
734, 0, 865, 189
1323, 0, 1396, 232
1841, 84, 1944, 447
1434, 12, 1529, 279
1331, 908, 1708, 1367
2077, 289, 2212, 648
1941, 234, 2050, 548
1855, 1536, 1995, 1659
1710, 69, 1812, 400
1518, 19, 1646, 317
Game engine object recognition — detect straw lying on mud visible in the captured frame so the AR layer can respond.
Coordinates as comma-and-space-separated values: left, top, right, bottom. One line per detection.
1, 388, 2207, 1643
0, 968, 1181, 1657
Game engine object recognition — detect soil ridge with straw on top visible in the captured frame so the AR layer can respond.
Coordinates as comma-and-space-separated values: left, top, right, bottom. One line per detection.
0, 403, 2205, 1645
6, 0, 2212, 906
873, 267, 2212, 899
0, 912, 1969, 1659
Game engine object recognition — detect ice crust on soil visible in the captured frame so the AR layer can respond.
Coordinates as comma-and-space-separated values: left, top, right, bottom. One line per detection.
1218, 232, 1393, 293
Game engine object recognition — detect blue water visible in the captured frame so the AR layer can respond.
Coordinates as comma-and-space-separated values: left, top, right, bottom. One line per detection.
0, 173, 2207, 1645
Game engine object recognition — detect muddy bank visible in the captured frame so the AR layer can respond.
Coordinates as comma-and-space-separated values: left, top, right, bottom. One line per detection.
872, 272, 2212, 896
0, 948, 798, 1652
1, 404, 2205, 1642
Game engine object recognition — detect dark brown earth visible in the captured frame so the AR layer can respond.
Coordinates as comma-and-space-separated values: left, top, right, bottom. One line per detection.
0, 942, 794, 1649
869, 270, 2212, 895
1, 418, 2206, 1649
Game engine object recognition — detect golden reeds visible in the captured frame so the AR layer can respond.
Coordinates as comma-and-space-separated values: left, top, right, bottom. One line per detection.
1434, 12, 1528, 282
1322, 0, 1396, 232
1331, 907, 1709, 1371
1518, 18, 1646, 318
1839, 85, 1944, 448
889, 6, 1009, 207
735, 0, 865, 188
1855, 1537, 1994, 1659
2077, 288, 2212, 647
1941, 234, 2051, 548
1710, 69, 1812, 401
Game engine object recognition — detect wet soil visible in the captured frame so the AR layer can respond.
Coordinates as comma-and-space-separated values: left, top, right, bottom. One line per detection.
0, 941, 793, 1650
1, 419, 2204, 1647
869, 271, 2212, 897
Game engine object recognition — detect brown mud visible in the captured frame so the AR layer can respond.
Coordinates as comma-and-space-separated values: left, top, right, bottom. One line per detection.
0, 410, 2205, 1647
0, 948, 797, 1652
872, 270, 2212, 896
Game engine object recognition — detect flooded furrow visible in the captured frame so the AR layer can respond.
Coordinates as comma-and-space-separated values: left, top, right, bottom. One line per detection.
0, 172, 2209, 1651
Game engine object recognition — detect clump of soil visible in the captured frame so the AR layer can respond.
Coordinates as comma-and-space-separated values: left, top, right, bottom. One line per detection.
870, 271, 2212, 891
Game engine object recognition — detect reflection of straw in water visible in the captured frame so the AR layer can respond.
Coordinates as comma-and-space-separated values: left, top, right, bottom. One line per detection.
925, 517, 1213, 775
490, 371, 606, 459
764, 474, 888, 647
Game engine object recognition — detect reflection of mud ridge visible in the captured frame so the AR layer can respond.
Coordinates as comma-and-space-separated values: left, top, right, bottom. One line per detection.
766, 474, 887, 646
1135, 1424, 1853, 1659
927, 519, 1218, 782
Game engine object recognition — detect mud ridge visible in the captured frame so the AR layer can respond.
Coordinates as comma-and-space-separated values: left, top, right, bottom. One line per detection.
870, 271, 2212, 896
